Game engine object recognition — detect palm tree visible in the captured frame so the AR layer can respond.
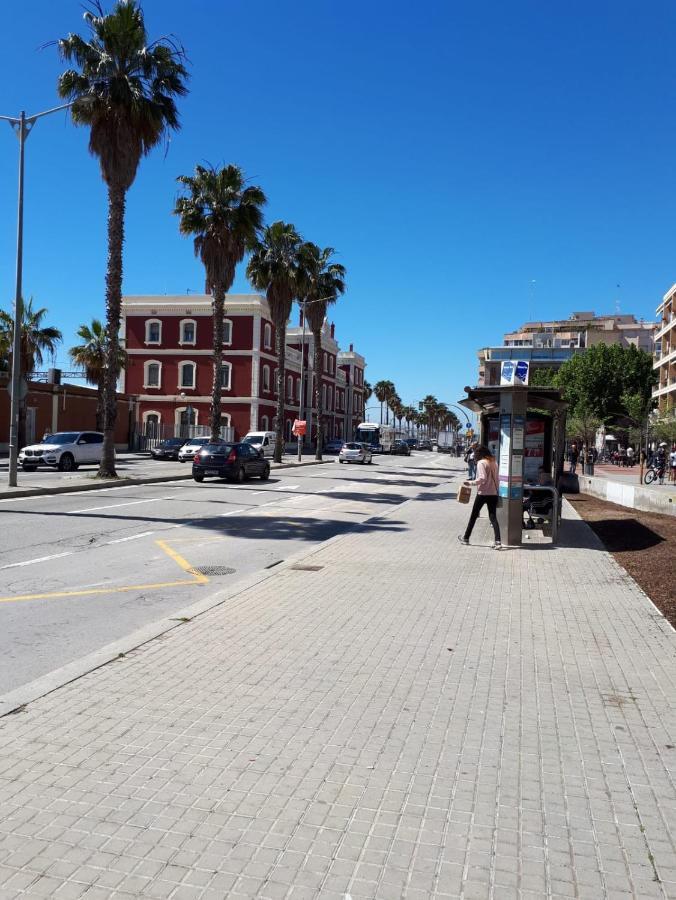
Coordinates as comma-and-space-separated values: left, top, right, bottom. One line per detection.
298, 243, 346, 459
69, 318, 126, 432
421, 394, 438, 439
403, 404, 417, 436
0, 299, 62, 446
374, 380, 395, 424
247, 222, 303, 463
57, 0, 189, 477
175, 164, 266, 440
363, 380, 373, 407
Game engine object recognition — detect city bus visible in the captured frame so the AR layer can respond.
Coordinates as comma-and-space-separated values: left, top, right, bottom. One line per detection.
354, 422, 395, 453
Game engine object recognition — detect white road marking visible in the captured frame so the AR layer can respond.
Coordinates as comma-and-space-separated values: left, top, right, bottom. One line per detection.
107, 531, 155, 544
0, 551, 73, 570
69, 497, 174, 514
275, 484, 299, 491
220, 509, 245, 517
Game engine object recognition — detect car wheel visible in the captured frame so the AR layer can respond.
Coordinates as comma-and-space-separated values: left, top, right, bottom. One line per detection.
236, 466, 245, 484
193, 472, 205, 483
58, 453, 75, 472
260, 464, 270, 480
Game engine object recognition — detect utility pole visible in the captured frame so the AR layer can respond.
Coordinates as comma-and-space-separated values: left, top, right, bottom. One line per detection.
1, 102, 74, 487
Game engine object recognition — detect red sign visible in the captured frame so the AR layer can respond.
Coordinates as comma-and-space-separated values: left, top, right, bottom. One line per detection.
292, 420, 307, 437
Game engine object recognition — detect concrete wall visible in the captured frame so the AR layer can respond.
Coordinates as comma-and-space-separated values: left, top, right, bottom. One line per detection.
579, 473, 676, 517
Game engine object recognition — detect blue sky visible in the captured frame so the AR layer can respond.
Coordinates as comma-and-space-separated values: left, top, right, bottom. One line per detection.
1, 0, 675, 416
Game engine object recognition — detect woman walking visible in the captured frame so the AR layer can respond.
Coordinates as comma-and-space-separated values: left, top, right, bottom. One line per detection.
458, 445, 502, 549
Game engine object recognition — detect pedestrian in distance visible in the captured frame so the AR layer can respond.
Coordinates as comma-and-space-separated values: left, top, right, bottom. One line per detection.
465, 443, 477, 480
626, 445, 635, 467
458, 445, 502, 549
569, 442, 579, 474
670, 444, 676, 483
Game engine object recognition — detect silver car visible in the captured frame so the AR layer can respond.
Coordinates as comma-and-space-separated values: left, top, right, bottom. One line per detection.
338, 442, 373, 465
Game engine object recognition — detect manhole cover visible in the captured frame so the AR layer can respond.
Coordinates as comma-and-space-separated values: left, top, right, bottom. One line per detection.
191, 566, 236, 577
290, 564, 324, 572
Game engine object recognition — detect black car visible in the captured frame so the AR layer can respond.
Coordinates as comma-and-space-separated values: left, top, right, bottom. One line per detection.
151, 438, 187, 460
324, 439, 344, 454
418, 439, 433, 451
391, 439, 411, 456
404, 438, 417, 450
192, 442, 270, 483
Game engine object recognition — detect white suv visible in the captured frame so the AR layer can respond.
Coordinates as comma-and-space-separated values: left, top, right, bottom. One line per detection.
19, 431, 105, 472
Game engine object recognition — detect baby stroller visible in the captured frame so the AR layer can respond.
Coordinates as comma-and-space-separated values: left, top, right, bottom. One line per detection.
523, 488, 555, 529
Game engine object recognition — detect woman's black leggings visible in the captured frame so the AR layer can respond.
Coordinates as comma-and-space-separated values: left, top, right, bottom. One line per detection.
464, 495, 501, 542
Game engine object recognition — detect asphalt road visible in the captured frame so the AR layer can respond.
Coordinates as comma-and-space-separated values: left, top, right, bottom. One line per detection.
0, 452, 461, 695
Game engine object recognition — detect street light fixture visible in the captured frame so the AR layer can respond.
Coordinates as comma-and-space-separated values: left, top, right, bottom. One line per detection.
1, 102, 74, 487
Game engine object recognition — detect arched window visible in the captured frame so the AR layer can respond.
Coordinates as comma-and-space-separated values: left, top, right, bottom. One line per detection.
274, 369, 279, 394
143, 360, 162, 388
323, 352, 327, 372
142, 410, 161, 437
263, 322, 272, 350
179, 319, 196, 345
262, 365, 270, 393
260, 415, 269, 431
219, 362, 232, 390
145, 319, 161, 344
285, 419, 292, 441
287, 375, 293, 400
223, 319, 233, 346
322, 384, 327, 408
179, 361, 196, 389
328, 386, 333, 410
329, 356, 334, 374
175, 406, 199, 435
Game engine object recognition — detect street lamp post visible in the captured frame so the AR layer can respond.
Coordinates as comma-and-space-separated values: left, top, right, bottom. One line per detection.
1, 102, 74, 487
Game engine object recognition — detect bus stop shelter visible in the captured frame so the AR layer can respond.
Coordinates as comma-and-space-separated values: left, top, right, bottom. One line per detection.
459, 385, 567, 547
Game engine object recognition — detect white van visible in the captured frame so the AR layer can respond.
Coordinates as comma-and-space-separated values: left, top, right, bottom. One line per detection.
243, 431, 278, 459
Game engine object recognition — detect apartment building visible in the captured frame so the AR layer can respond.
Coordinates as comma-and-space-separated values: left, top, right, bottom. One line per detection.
478, 311, 656, 386
120, 294, 366, 442
654, 285, 676, 415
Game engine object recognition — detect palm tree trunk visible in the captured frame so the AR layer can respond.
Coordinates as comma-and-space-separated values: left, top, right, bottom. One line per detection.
210, 285, 225, 441
273, 316, 286, 463
380, 401, 383, 424
313, 326, 324, 460
99, 183, 126, 478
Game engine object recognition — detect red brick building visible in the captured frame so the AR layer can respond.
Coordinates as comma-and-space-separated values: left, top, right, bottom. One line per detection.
121, 294, 366, 442
0, 373, 135, 451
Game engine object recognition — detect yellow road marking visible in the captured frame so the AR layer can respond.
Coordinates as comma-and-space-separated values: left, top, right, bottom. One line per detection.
0, 539, 208, 604
155, 539, 209, 584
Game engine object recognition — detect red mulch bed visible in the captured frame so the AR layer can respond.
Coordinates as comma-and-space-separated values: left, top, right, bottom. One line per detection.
567, 493, 676, 628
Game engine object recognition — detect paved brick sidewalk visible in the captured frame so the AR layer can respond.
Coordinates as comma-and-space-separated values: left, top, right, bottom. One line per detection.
0, 481, 675, 899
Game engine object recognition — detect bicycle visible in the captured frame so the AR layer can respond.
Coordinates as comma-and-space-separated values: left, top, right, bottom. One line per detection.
644, 464, 666, 485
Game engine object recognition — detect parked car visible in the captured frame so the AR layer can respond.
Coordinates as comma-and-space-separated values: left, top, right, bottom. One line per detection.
404, 438, 417, 450
19, 431, 105, 472
339, 442, 373, 465
418, 439, 433, 451
192, 442, 270, 483
178, 437, 211, 463
324, 438, 344, 454
150, 438, 187, 460
391, 439, 411, 456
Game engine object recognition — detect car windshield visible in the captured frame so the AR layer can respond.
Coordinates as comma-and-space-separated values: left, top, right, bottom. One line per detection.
202, 443, 232, 453
242, 436, 262, 444
187, 438, 208, 446
344, 443, 362, 450
42, 433, 79, 444
162, 439, 184, 447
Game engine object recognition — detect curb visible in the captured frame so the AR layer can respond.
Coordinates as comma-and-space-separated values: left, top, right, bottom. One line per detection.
0, 459, 330, 502
0, 471, 457, 718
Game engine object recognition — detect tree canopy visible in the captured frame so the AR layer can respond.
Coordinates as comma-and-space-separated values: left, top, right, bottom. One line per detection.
551, 344, 655, 423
